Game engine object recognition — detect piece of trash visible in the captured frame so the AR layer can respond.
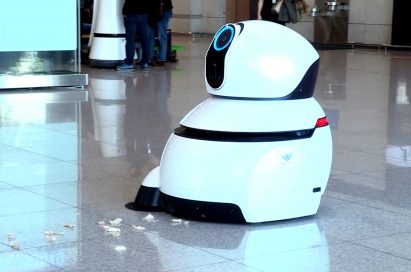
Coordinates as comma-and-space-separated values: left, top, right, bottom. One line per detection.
45, 235, 57, 243
63, 224, 75, 230
102, 226, 121, 233
44, 231, 63, 236
143, 213, 157, 222
9, 242, 19, 250
103, 226, 121, 237
98, 220, 122, 238
109, 218, 122, 226
132, 225, 146, 231
103, 226, 121, 238
106, 231, 121, 238
7, 235, 19, 250
44, 231, 63, 244
171, 218, 190, 225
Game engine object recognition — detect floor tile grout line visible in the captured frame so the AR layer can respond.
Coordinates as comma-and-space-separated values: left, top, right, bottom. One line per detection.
0, 179, 79, 189
0, 246, 65, 271
0, 145, 67, 164
165, 260, 265, 272
7, 185, 79, 209
352, 200, 411, 219
325, 194, 411, 219
0, 121, 78, 137
349, 240, 411, 263
0, 205, 77, 219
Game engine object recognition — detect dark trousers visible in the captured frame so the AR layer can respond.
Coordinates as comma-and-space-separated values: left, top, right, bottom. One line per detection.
124, 14, 149, 66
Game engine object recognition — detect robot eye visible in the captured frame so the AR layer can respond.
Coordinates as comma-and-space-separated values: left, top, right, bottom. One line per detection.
213, 25, 235, 51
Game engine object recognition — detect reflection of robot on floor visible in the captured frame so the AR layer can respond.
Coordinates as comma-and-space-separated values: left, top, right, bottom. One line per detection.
128, 20, 333, 223
142, 221, 329, 271
89, 72, 127, 157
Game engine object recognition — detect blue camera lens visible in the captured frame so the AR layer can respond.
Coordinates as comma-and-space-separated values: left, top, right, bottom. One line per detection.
213, 25, 235, 51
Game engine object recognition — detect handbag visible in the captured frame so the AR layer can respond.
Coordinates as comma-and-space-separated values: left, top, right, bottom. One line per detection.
271, 0, 284, 15
296, 0, 309, 14
278, 0, 302, 23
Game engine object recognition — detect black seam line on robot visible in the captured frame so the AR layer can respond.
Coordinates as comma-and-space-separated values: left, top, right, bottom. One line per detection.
174, 126, 315, 142
93, 33, 126, 38
211, 59, 320, 100
236, 22, 245, 34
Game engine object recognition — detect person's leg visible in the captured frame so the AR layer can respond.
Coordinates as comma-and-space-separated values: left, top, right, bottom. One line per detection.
157, 10, 172, 62
124, 14, 138, 65
147, 24, 155, 65
136, 14, 150, 69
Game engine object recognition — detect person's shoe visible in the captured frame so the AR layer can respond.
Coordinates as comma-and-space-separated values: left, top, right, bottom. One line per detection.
139, 63, 150, 72
116, 63, 134, 71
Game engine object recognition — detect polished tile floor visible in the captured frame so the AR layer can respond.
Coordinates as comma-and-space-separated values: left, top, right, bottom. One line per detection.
1, 35, 411, 271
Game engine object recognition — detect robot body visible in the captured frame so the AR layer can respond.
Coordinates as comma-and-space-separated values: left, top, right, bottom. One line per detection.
129, 20, 332, 223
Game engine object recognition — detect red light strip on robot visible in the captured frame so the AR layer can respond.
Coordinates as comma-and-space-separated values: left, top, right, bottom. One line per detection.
315, 117, 329, 128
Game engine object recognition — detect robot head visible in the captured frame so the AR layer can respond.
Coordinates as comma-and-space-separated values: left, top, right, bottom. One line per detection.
205, 20, 319, 99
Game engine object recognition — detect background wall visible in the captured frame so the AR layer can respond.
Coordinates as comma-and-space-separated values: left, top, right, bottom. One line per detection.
170, 0, 227, 34
170, 0, 395, 44
287, 0, 316, 41
347, 0, 393, 44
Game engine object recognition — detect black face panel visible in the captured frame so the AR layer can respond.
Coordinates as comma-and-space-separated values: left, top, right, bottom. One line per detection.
281, 59, 320, 100
206, 25, 235, 89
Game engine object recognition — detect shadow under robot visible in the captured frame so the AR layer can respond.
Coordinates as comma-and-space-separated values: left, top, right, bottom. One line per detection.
129, 20, 333, 223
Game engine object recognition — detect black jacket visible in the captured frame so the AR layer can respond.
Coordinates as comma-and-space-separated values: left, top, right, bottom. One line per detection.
122, 0, 151, 15
162, 0, 173, 11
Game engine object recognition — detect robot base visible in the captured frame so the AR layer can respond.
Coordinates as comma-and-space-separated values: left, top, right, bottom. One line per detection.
125, 185, 162, 212
158, 127, 331, 223
128, 122, 331, 223
127, 167, 246, 222
89, 59, 123, 68
125, 168, 162, 211
89, 37, 126, 68
160, 192, 246, 223
129, 184, 317, 223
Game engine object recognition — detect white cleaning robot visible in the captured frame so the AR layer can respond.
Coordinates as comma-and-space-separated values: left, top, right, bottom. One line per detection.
89, 0, 126, 67
127, 20, 332, 223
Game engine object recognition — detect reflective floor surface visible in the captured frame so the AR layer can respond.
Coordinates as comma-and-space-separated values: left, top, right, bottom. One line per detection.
1, 35, 411, 271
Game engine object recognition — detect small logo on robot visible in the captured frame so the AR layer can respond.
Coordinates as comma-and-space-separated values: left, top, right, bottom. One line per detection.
282, 153, 293, 162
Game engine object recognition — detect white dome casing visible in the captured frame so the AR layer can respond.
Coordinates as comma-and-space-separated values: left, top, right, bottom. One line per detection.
205, 20, 319, 99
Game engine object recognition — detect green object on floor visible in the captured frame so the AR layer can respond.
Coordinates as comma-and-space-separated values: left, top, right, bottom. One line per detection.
171, 45, 185, 52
